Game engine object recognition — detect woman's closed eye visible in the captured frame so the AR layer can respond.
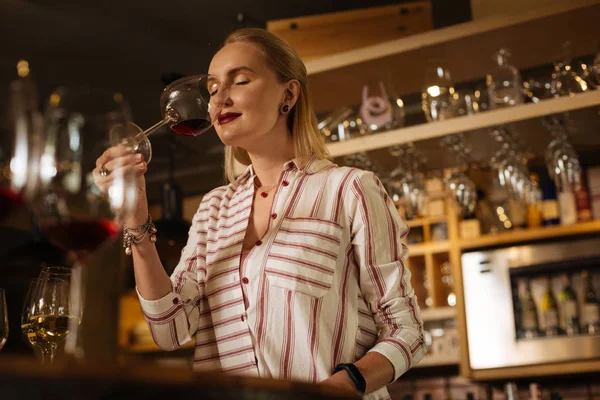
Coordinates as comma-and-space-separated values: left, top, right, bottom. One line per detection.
235, 80, 250, 86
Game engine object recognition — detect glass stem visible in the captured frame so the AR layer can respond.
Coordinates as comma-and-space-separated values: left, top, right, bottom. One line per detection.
39, 348, 48, 364
136, 118, 169, 142
49, 345, 57, 364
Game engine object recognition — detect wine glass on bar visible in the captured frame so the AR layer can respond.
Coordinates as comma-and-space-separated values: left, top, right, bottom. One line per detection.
21, 279, 52, 362
0, 68, 43, 222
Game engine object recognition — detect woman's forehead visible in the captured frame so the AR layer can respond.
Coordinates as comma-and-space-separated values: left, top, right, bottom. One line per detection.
209, 42, 265, 77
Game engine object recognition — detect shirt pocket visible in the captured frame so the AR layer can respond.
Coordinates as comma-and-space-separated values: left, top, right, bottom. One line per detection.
265, 216, 342, 297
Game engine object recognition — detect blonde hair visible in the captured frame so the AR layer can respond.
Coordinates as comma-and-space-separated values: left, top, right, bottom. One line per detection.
220, 28, 330, 183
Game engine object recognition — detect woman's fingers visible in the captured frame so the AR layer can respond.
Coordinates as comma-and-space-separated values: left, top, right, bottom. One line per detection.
102, 153, 144, 173
96, 144, 135, 169
92, 161, 147, 193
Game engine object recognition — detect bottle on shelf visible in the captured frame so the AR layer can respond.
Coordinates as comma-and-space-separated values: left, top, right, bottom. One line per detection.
555, 170, 578, 226
526, 173, 543, 228
529, 383, 542, 400
574, 169, 592, 222
558, 273, 580, 336
541, 276, 561, 337
582, 270, 600, 334
518, 278, 539, 339
540, 173, 561, 226
505, 382, 519, 400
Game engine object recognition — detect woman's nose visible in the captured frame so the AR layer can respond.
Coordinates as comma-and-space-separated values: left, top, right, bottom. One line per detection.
211, 86, 231, 107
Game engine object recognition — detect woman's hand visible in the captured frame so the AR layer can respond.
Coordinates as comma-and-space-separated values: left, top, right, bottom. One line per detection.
320, 371, 358, 396
92, 144, 149, 226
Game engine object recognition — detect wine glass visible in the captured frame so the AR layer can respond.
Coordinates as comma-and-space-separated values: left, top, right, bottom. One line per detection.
21, 279, 51, 362
138, 74, 217, 142
486, 48, 524, 108
0, 289, 7, 352
440, 135, 478, 217
422, 64, 455, 122
0, 68, 43, 222
27, 276, 79, 363
32, 87, 140, 262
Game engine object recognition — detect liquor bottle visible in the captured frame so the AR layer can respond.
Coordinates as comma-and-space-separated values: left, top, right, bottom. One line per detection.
526, 173, 543, 228
582, 270, 600, 334
541, 277, 561, 336
505, 382, 519, 400
574, 170, 592, 222
540, 174, 560, 226
518, 278, 539, 338
529, 383, 542, 400
559, 273, 580, 335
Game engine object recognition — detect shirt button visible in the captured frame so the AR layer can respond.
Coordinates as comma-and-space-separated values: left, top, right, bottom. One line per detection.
255, 240, 262, 246
271, 213, 277, 220
282, 180, 289, 187
172, 297, 180, 305
241, 314, 246, 322
242, 277, 249, 284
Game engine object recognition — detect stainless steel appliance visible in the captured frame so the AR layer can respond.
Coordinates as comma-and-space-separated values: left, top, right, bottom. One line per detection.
461, 237, 600, 370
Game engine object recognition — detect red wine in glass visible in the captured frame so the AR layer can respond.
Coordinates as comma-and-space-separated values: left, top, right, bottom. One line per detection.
0, 185, 24, 221
170, 118, 211, 137
39, 217, 120, 261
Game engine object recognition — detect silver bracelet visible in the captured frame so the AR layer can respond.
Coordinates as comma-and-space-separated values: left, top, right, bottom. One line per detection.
123, 214, 157, 255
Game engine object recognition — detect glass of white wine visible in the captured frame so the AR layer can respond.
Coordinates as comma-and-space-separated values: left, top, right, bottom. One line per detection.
21, 276, 80, 363
21, 279, 51, 361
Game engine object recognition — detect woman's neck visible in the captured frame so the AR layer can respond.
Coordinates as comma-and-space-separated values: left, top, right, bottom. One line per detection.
247, 126, 295, 188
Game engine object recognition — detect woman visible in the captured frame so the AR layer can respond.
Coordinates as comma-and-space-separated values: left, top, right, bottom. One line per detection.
95, 28, 426, 399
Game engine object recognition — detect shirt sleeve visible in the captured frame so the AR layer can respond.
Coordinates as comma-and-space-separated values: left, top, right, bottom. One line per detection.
136, 202, 208, 351
349, 170, 427, 381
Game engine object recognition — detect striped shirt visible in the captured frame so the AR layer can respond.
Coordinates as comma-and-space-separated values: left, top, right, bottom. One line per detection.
138, 157, 426, 399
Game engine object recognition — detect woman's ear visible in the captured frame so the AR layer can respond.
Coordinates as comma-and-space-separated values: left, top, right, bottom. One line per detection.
284, 80, 301, 108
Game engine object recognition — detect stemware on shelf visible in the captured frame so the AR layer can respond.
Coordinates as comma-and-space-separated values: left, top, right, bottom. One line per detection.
359, 81, 405, 134
0, 289, 7, 352
422, 64, 455, 122
0, 62, 43, 222
550, 42, 591, 97
486, 48, 524, 108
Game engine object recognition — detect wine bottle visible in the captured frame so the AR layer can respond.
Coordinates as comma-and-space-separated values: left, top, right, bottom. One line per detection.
541, 175, 560, 226
582, 270, 600, 334
559, 273, 580, 335
518, 278, 539, 338
541, 277, 561, 336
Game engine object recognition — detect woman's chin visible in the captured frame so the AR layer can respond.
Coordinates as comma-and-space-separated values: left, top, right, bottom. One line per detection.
217, 129, 251, 148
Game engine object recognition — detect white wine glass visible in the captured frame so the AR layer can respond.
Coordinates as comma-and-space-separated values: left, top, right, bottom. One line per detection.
29, 276, 79, 363
21, 279, 51, 362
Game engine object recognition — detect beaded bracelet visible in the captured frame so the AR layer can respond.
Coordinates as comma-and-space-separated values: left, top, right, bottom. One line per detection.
123, 214, 157, 255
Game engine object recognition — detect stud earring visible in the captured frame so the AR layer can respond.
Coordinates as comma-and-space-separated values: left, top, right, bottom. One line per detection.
280, 103, 291, 115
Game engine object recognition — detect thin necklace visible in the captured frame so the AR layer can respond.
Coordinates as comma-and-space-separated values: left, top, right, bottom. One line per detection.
254, 181, 278, 198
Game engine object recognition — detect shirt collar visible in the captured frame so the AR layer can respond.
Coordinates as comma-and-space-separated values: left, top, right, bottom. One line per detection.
235, 156, 333, 187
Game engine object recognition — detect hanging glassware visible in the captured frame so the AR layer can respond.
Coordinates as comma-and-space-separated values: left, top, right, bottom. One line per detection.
422, 64, 455, 122
486, 48, 524, 108
386, 144, 427, 219
440, 135, 478, 217
550, 41, 591, 97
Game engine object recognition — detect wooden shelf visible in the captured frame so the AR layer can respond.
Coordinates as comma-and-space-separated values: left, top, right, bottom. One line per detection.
325, 91, 600, 158
409, 240, 450, 257
406, 215, 447, 228
421, 306, 456, 322
307, 1, 600, 113
414, 354, 460, 368
458, 220, 600, 251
